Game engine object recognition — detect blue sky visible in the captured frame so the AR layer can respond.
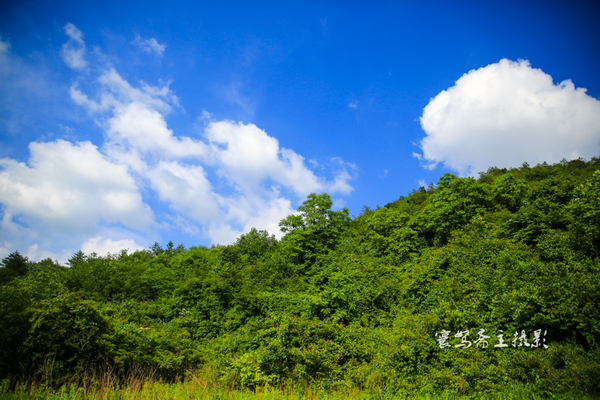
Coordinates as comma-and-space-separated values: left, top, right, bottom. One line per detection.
1, 0, 599, 262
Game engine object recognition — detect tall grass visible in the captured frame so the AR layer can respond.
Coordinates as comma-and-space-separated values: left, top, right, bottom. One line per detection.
0, 370, 595, 400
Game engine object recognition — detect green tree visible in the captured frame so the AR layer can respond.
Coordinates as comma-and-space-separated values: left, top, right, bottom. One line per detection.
279, 193, 351, 269
491, 173, 528, 212
0, 251, 30, 284
235, 228, 278, 264
569, 170, 600, 257
0, 283, 31, 377
413, 174, 490, 246
24, 292, 113, 383
359, 206, 422, 265
67, 250, 87, 268
1, 250, 29, 276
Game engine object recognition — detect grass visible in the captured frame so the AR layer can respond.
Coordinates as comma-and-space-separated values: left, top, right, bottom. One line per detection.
0, 370, 596, 400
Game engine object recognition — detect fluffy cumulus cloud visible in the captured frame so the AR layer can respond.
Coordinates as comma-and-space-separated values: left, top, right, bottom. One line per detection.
0, 140, 153, 263
0, 140, 153, 233
0, 23, 357, 260
417, 59, 600, 176
204, 121, 324, 196
147, 161, 219, 223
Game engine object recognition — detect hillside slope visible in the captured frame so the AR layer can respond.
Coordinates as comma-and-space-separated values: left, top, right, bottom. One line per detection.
1, 157, 599, 396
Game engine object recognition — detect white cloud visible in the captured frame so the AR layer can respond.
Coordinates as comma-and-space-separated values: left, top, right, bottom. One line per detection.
81, 235, 146, 257
199, 109, 213, 124
0, 139, 154, 262
25, 243, 71, 264
0, 37, 10, 54
326, 157, 358, 195
235, 196, 294, 239
64, 23, 84, 44
148, 161, 220, 223
143, 120, 332, 243
73, 68, 179, 114
69, 65, 355, 245
348, 101, 358, 109
61, 23, 87, 70
206, 195, 295, 245
0, 140, 153, 233
0, 242, 12, 261
133, 34, 166, 57
71, 69, 206, 166
107, 101, 206, 158
204, 121, 324, 197
0, 24, 357, 260
145, 157, 298, 245
417, 59, 600, 176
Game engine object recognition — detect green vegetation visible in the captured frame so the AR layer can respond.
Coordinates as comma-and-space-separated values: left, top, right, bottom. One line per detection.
1, 158, 600, 398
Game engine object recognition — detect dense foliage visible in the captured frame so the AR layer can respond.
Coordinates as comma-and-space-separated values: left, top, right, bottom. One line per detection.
1, 158, 599, 397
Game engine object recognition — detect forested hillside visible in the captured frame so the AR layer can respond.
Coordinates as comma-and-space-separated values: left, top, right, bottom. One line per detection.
1, 158, 599, 397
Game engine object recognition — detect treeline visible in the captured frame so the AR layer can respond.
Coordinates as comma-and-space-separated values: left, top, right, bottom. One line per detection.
1, 157, 599, 396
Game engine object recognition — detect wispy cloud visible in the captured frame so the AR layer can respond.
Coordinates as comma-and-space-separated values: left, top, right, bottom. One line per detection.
348, 101, 358, 109
327, 157, 358, 195
132, 34, 166, 57
0, 37, 10, 54
61, 23, 87, 70
221, 82, 257, 118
